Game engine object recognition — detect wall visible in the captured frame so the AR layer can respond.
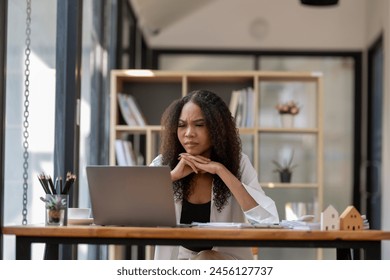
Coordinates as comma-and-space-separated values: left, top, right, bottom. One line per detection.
146, 0, 367, 50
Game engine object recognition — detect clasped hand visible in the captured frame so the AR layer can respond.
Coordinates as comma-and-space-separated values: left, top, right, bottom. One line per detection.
171, 153, 223, 181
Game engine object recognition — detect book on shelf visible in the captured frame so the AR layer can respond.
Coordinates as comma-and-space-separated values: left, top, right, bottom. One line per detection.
229, 87, 254, 128
117, 93, 137, 126
123, 140, 137, 166
117, 93, 147, 126
229, 89, 240, 120
115, 139, 138, 166
115, 139, 128, 166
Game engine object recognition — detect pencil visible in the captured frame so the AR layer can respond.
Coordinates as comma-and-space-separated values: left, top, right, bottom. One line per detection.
59, 177, 63, 195
37, 174, 50, 194
47, 175, 56, 195
53, 177, 58, 195
63, 173, 76, 194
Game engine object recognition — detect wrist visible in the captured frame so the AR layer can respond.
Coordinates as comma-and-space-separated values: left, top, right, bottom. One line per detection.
215, 163, 225, 176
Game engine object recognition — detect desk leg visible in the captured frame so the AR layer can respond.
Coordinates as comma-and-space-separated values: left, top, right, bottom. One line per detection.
336, 248, 360, 260
16, 237, 61, 260
124, 245, 146, 260
337, 242, 381, 260
364, 242, 381, 260
15, 237, 31, 260
138, 246, 146, 260
336, 248, 352, 260
44, 244, 59, 260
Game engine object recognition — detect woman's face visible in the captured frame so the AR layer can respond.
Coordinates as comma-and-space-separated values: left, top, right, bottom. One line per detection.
177, 101, 212, 157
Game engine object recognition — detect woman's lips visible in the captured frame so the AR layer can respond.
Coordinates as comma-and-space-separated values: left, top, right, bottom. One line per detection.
184, 142, 198, 147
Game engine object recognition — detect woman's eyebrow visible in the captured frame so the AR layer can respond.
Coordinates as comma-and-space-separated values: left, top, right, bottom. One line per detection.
193, 119, 205, 123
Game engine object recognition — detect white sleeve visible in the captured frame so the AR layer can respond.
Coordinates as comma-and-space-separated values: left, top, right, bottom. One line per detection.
239, 153, 280, 224
149, 154, 163, 166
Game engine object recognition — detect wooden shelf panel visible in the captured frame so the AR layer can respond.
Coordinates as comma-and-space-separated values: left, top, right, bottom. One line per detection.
112, 70, 322, 83
115, 125, 162, 132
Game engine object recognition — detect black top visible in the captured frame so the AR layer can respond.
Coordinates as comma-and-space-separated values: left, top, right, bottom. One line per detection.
180, 199, 213, 252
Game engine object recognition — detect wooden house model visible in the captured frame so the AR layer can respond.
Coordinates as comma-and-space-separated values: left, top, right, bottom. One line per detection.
320, 205, 339, 231
339, 205, 364, 231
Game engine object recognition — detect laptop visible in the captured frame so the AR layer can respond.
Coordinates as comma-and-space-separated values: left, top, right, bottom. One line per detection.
86, 165, 177, 227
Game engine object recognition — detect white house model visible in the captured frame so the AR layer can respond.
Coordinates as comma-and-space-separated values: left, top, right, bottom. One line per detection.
339, 205, 364, 231
320, 205, 339, 231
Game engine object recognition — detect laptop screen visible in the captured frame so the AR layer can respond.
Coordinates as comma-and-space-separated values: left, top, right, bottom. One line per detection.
86, 165, 177, 227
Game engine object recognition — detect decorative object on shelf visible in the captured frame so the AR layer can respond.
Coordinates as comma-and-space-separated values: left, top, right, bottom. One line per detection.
275, 101, 300, 128
272, 150, 297, 183
280, 114, 294, 128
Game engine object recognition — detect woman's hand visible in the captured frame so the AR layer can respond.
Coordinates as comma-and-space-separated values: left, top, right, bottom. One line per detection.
178, 153, 222, 175
170, 153, 212, 181
179, 154, 258, 211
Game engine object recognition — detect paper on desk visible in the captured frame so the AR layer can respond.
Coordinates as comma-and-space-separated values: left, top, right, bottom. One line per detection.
191, 222, 286, 229
280, 220, 320, 230
191, 222, 254, 228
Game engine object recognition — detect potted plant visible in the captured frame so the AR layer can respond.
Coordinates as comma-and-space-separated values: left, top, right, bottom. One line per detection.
41, 194, 68, 225
272, 150, 297, 183
275, 101, 300, 127
275, 100, 300, 115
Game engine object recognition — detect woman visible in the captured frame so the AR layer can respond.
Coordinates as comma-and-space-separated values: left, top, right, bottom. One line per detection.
151, 89, 279, 260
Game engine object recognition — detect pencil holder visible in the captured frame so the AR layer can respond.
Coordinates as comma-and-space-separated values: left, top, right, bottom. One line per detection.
45, 194, 68, 226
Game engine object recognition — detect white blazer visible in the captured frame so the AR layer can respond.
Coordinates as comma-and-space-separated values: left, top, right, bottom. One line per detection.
150, 153, 279, 259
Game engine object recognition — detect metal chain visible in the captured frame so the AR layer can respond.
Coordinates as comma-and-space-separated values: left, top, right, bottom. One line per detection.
22, 0, 31, 225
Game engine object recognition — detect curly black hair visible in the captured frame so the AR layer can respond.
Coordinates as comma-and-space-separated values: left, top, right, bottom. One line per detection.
160, 89, 242, 211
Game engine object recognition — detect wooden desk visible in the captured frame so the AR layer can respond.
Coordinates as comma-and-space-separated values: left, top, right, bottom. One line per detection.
3, 224, 390, 260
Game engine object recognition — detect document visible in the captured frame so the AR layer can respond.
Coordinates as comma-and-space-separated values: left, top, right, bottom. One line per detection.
191, 222, 254, 228
191, 222, 285, 229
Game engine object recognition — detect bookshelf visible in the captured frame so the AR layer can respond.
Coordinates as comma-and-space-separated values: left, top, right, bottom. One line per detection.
110, 70, 324, 225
